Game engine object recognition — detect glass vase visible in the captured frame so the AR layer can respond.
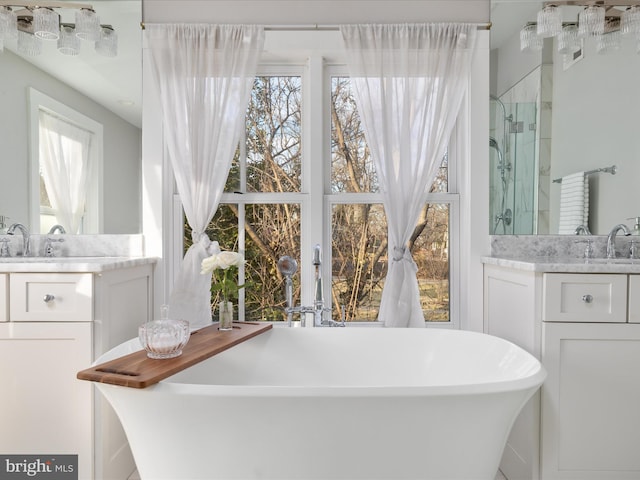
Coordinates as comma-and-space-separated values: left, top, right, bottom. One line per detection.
219, 300, 234, 331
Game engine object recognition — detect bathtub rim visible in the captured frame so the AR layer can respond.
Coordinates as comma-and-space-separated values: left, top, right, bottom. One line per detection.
93, 327, 547, 399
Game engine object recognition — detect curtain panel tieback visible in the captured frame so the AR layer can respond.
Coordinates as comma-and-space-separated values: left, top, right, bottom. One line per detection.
392, 246, 418, 271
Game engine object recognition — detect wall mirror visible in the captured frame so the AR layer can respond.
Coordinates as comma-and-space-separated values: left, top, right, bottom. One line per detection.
0, 0, 142, 234
490, 0, 640, 236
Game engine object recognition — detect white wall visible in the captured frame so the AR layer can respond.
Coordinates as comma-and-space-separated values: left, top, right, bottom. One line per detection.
0, 50, 141, 234
550, 39, 640, 235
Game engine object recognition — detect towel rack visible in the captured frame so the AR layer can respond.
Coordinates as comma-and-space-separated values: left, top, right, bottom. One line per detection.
553, 165, 617, 184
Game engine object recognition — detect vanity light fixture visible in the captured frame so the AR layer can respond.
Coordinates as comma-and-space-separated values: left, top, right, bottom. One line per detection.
521, 1, 640, 54
0, 1, 117, 57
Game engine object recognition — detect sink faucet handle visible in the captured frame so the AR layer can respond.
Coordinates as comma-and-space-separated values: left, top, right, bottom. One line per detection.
576, 239, 594, 259
43, 237, 65, 257
0, 238, 9, 257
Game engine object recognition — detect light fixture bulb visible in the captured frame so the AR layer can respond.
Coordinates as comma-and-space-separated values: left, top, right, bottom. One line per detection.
75, 8, 100, 41
621, 5, 640, 35
557, 24, 580, 54
578, 5, 605, 37
0, 6, 17, 39
520, 23, 543, 52
537, 4, 562, 38
95, 26, 117, 57
17, 29, 42, 56
596, 30, 621, 54
57, 25, 79, 55
33, 7, 59, 40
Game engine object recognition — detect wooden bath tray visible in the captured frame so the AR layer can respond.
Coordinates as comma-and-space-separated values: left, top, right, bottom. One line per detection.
77, 322, 272, 389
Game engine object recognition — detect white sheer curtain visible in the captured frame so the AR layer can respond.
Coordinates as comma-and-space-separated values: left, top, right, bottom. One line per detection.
341, 23, 477, 327
39, 109, 92, 234
146, 24, 264, 328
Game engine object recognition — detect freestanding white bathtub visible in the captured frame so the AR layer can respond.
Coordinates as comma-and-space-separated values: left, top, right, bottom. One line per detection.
95, 327, 545, 480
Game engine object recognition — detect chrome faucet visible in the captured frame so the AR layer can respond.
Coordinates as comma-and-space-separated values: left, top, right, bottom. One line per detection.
312, 245, 325, 326
48, 224, 66, 234
7, 223, 30, 257
277, 245, 344, 327
607, 224, 631, 259
308, 245, 343, 327
574, 224, 591, 235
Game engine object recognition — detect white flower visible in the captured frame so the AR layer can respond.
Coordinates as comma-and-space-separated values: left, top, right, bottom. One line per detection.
201, 250, 244, 274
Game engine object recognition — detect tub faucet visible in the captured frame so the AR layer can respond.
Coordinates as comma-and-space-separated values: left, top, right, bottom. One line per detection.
277, 245, 344, 327
607, 223, 631, 259
7, 223, 30, 257
309, 245, 342, 327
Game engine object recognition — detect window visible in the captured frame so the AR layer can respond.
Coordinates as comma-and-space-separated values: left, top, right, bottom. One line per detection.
178, 32, 463, 326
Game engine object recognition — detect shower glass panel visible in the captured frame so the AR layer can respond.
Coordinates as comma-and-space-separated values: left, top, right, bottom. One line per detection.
489, 97, 537, 235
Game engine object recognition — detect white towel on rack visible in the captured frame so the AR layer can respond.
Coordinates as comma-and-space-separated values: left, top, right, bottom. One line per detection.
558, 172, 589, 234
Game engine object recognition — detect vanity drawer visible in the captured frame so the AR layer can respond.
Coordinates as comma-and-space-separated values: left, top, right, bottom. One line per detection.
0, 274, 6, 322
543, 273, 627, 323
9, 273, 93, 322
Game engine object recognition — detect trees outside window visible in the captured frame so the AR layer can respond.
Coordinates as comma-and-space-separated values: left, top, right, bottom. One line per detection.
185, 65, 455, 324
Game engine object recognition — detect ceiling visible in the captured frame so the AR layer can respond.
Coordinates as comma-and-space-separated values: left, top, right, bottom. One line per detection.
5, 0, 142, 128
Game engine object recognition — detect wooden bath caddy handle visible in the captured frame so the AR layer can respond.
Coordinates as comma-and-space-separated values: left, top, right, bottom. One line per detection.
77, 322, 272, 389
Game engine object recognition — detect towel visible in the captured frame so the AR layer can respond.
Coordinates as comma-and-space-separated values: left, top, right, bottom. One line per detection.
558, 171, 589, 234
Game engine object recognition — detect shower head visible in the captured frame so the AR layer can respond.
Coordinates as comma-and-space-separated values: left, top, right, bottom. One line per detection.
277, 255, 298, 277
489, 136, 505, 168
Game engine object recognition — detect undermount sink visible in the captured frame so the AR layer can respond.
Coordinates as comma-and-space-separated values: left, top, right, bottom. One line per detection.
586, 257, 640, 264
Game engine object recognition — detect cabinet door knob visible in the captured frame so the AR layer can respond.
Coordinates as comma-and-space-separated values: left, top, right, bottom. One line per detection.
582, 294, 593, 303
43, 294, 55, 303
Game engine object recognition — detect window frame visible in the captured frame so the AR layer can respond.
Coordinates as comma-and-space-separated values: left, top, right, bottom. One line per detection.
28, 88, 103, 234
168, 30, 471, 328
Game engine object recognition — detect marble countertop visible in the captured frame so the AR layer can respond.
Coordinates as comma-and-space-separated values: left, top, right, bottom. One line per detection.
0, 256, 158, 273
482, 255, 640, 273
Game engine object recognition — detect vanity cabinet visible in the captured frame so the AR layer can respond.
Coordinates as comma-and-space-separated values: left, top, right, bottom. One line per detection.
541, 322, 640, 479
484, 264, 640, 480
0, 264, 154, 480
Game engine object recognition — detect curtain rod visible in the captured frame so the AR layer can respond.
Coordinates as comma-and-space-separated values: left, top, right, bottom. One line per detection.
264, 22, 491, 31
140, 22, 491, 31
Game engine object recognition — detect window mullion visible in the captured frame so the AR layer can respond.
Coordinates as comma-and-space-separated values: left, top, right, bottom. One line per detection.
301, 55, 326, 316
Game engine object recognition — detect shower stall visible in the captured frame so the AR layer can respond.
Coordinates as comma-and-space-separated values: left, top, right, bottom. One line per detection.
489, 95, 538, 235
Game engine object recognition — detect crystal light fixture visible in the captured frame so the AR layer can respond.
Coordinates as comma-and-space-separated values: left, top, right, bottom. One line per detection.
0, 6, 17, 39
75, 7, 99, 41
578, 4, 605, 37
57, 24, 79, 55
17, 28, 41, 55
596, 29, 621, 53
537, 4, 562, 38
521, 23, 544, 52
0, 2, 118, 58
557, 23, 580, 54
521, 2, 640, 56
33, 6, 59, 40
621, 5, 640, 35
95, 25, 117, 57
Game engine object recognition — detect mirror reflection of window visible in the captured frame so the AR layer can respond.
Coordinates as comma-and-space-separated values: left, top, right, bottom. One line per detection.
29, 88, 103, 234
38, 109, 94, 234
